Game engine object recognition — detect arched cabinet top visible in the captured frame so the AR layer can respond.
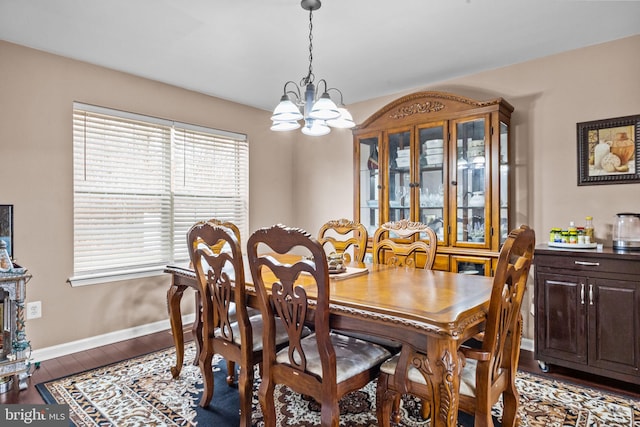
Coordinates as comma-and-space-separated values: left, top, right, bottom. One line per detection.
353, 91, 514, 133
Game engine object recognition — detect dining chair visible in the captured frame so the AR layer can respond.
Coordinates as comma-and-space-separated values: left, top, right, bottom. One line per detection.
187, 218, 250, 385
188, 221, 291, 426
371, 218, 438, 418
247, 224, 392, 427
375, 224, 535, 427
317, 218, 368, 263
373, 219, 437, 269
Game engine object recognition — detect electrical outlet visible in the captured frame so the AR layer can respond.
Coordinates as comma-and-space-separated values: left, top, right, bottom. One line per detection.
27, 301, 42, 319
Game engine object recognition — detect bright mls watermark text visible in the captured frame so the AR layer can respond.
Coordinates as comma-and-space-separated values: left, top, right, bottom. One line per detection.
0, 405, 69, 426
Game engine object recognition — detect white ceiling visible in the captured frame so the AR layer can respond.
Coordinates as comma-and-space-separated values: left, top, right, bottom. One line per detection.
1, 0, 639, 112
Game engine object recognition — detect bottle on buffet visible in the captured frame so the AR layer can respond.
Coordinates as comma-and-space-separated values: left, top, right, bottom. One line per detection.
584, 216, 594, 243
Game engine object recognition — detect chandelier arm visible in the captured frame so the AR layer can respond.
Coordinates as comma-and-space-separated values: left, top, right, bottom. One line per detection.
326, 87, 346, 106
283, 81, 302, 100
316, 78, 328, 95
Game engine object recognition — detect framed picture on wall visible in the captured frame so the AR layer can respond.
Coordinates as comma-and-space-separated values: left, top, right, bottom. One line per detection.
577, 114, 640, 186
0, 205, 13, 259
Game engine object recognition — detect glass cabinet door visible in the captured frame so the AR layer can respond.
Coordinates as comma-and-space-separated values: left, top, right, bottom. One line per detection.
453, 117, 489, 246
499, 121, 509, 245
358, 135, 380, 237
418, 125, 446, 243
387, 129, 412, 223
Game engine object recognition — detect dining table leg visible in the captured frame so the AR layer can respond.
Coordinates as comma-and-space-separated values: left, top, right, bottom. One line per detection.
167, 278, 202, 379
425, 338, 462, 427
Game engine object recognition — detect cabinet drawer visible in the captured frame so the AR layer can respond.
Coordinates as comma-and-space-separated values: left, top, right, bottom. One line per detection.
433, 254, 449, 271
536, 254, 640, 276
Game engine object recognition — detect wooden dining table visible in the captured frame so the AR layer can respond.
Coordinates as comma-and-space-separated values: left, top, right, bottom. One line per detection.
165, 259, 493, 427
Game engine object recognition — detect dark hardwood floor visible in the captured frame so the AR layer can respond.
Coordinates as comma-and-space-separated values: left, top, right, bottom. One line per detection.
0, 328, 192, 405
1, 328, 638, 404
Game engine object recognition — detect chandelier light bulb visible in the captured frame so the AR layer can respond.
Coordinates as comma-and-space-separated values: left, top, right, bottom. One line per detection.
271, 95, 303, 122
270, 120, 301, 131
326, 107, 355, 129
301, 119, 330, 136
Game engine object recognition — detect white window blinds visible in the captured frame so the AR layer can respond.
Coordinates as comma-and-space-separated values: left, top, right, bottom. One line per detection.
71, 103, 248, 286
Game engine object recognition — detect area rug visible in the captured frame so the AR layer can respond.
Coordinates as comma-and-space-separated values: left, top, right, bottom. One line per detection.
36, 342, 640, 426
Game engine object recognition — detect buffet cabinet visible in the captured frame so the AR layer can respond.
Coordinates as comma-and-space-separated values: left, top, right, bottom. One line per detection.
352, 91, 514, 275
534, 245, 640, 385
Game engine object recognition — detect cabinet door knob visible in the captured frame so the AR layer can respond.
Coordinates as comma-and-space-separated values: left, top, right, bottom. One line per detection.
451, 181, 457, 186
377, 185, 382, 189
589, 284, 594, 305
580, 283, 585, 305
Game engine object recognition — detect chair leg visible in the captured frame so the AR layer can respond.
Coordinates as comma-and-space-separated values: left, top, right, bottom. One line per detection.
237, 365, 253, 427
375, 373, 397, 427
501, 385, 520, 427
258, 376, 277, 427
320, 400, 340, 427
198, 350, 214, 408
192, 291, 204, 366
420, 397, 431, 419
226, 360, 236, 385
473, 402, 493, 427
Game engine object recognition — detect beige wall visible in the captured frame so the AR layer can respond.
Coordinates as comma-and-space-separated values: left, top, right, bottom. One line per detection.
1, 35, 639, 352
0, 40, 295, 350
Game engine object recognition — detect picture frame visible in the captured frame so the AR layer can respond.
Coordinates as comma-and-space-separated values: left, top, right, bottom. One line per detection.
0, 205, 13, 259
577, 114, 640, 186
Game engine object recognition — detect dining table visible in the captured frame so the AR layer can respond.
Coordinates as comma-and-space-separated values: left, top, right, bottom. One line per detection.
165, 259, 493, 427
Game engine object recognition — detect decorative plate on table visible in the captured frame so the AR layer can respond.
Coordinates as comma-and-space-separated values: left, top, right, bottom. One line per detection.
328, 266, 347, 274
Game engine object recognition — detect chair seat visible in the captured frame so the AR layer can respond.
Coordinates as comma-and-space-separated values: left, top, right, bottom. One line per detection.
380, 354, 478, 398
223, 315, 311, 351
335, 330, 402, 351
227, 302, 260, 323
276, 332, 391, 383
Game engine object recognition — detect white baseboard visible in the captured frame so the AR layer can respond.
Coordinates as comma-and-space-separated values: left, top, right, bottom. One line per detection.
30, 314, 535, 363
31, 313, 196, 362
521, 337, 534, 352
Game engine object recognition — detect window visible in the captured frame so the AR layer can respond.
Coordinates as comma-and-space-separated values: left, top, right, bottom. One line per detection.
70, 103, 248, 286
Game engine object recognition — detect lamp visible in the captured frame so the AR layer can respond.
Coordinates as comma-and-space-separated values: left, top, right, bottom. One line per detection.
271, 0, 355, 135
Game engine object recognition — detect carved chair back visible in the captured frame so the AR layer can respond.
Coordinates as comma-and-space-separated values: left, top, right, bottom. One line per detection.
247, 223, 391, 426
247, 224, 331, 380
317, 218, 368, 263
373, 219, 437, 269
187, 221, 255, 424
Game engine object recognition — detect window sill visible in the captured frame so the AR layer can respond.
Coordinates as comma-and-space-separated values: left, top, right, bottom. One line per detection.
67, 266, 168, 287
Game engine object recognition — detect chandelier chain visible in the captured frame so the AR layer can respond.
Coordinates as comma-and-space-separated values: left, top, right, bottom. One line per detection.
305, 8, 314, 85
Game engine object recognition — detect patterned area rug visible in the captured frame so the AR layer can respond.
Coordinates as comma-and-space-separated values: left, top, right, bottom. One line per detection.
36, 342, 640, 426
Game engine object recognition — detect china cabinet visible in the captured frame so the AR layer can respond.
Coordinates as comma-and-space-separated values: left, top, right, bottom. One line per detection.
534, 245, 640, 385
353, 91, 513, 275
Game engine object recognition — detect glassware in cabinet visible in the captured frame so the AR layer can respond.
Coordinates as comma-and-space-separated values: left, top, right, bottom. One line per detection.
387, 129, 412, 222
499, 121, 510, 245
453, 117, 489, 246
358, 135, 380, 237
418, 125, 446, 243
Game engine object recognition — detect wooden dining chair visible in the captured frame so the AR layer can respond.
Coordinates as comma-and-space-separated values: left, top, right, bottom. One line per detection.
188, 221, 291, 426
186, 218, 250, 384
247, 224, 392, 427
317, 218, 368, 263
371, 218, 438, 417
373, 219, 437, 269
375, 224, 535, 427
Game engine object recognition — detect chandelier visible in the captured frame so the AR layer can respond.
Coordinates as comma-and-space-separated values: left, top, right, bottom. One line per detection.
270, 0, 355, 136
